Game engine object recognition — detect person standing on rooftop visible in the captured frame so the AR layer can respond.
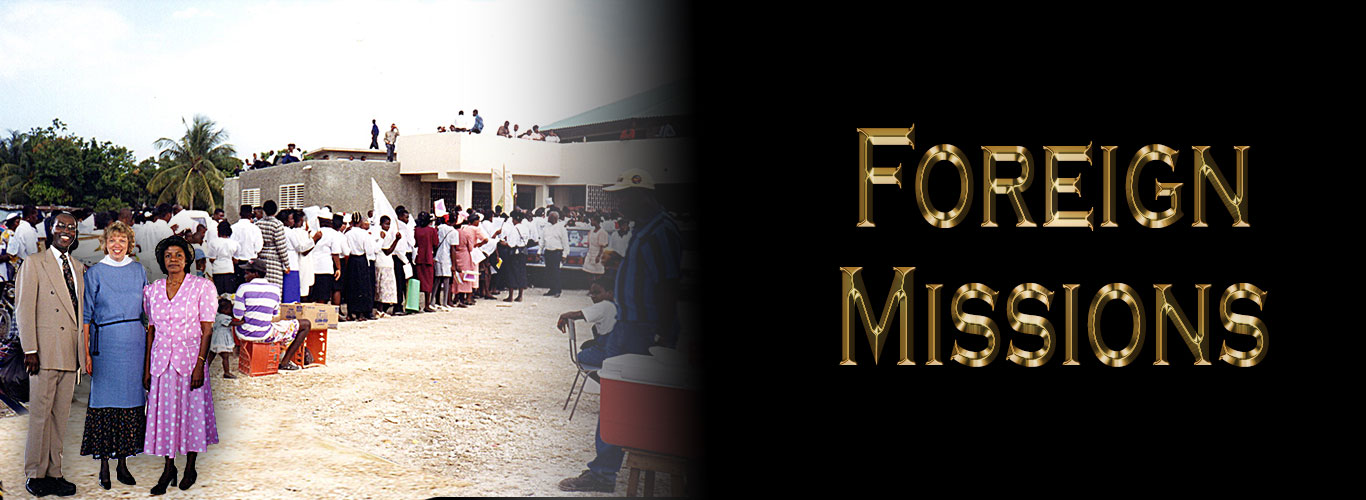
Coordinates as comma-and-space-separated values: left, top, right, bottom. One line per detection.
384, 124, 399, 162
370, 119, 379, 150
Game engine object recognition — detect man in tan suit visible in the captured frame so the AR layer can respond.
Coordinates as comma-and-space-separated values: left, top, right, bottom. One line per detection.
16, 212, 85, 497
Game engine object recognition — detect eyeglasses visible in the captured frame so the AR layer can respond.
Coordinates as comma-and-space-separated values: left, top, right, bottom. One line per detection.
53, 222, 77, 231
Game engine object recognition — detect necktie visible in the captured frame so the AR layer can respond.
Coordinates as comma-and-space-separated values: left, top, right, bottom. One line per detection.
62, 253, 78, 314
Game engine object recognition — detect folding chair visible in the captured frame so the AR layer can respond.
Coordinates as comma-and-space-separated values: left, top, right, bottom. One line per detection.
562, 320, 599, 421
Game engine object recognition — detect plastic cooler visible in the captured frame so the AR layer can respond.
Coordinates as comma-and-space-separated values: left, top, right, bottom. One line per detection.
598, 349, 700, 458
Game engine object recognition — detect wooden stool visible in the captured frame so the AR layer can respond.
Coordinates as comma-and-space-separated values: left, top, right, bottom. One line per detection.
623, 448, 687, 497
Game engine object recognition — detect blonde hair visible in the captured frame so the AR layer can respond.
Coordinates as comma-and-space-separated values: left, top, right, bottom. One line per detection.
100, 221, 136, 252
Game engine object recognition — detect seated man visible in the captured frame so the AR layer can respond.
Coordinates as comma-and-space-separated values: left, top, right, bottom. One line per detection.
230, 259, 312, 370
557, 277, 617, 360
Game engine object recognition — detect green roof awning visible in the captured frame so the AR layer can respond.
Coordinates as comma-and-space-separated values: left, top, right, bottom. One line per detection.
545, 80, 690, 130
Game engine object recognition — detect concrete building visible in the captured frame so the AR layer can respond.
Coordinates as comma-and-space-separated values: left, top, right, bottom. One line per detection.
224, 161, 429, 222
224, 82, 695, 220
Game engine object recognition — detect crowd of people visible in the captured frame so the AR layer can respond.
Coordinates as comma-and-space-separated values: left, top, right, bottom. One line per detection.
0, 166, 681, 495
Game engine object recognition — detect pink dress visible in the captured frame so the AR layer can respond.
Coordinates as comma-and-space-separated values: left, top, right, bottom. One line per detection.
142, 275, 219, 458
454, 226, 481, 293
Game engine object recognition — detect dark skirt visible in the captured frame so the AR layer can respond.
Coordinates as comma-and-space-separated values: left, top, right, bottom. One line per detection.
499, 246, 528, 289
344, 256, 374, 315
81, 406, 147, 459
213, 273, 239, 297
309, 273, 335, 303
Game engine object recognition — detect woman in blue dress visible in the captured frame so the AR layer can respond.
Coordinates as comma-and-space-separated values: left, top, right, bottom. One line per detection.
80, 221, 148, 490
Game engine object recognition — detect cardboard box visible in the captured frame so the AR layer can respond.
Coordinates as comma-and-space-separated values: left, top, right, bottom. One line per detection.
279, 303, 340, 329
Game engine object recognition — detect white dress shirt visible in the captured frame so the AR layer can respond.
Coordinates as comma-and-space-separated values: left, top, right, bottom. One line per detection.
230, 218, 263, 260
7, 220, 39, 261
205, 237, 240, 275
310, 227, 346, 274
284, 227, 315, 270
345, 227, 374, 257
502, 221, 527, 248
542, 221, 568, 251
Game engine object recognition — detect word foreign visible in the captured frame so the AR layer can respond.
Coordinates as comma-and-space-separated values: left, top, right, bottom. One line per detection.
839, 268, 1268, 367
856, 125, 1249, 229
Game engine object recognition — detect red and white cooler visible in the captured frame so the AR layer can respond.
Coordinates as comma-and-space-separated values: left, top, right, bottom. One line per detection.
598, 348, 701, 458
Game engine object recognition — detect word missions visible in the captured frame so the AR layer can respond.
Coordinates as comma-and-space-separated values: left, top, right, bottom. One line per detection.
856, 126, 1249, 229
845, 126, 1265, 367
839, 269, 1267, 367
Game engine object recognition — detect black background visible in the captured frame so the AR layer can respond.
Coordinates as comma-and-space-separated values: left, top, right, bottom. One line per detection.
697, 8, 1352, 495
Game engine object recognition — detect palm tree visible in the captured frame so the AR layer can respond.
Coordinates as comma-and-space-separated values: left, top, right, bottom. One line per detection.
0, 130, 36, 204
148, 115, 237, 210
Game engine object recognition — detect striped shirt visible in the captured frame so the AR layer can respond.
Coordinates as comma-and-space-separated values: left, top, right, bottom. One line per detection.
233, 278, 281, 341
614, 210, 682, 323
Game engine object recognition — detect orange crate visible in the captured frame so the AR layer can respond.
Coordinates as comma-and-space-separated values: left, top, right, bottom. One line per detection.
283, 329, 327, 367
236, 337, 285, 377
303, 328, 327, 367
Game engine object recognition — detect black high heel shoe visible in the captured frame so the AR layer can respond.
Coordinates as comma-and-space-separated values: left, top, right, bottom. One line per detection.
99, 467, 112, 490
179, 468, 197, 491
150, 465, 177, 495
116, 463, 136, 485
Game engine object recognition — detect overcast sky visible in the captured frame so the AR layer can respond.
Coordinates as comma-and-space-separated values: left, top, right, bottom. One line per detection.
1, 0, 688, 161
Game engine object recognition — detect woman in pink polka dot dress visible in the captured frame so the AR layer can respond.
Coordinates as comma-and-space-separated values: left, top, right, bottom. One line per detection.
141, 236, 219, 495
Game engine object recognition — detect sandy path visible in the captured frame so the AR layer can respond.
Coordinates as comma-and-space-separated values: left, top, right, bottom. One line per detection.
2, 290, 670, 498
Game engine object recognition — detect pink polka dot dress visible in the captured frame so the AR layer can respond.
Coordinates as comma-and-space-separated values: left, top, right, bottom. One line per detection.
142, 275, 219, 458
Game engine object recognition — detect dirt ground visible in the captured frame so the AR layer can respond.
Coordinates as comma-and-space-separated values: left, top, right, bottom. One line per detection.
2, 288, 692, 498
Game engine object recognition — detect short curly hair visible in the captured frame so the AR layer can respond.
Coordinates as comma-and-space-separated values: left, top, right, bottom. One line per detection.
100, 221, 136, 253
154, 235, 195, 275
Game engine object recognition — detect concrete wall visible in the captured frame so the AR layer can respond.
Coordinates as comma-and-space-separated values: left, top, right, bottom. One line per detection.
223, 160, 430, 222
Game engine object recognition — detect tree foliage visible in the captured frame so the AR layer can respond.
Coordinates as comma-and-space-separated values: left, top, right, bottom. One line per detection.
148, 115, 237, 211
1, 119, 146, 208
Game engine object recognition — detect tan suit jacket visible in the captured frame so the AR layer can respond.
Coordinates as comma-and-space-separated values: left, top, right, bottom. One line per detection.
15, 249, 87, 372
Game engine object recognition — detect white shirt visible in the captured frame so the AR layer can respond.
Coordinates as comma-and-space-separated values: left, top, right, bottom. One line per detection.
582, 300, 617, 337
456, 114, 472, 130
434, 225, 457, 265
230, 218, 263, 260
375, 227, 396, 268
609, 229, 632, 255
546, 134, 561, 143
205, 237, 241, 275
146, 219, 174, 246
502, 221, 527, 248
395, 218, 415, 258
310, 227, 346, 274
7, 220, 39, 261
284, 227, 315, 270
531, 216, 548, 242
542, 221, 568, 251
345, 227, 374, 257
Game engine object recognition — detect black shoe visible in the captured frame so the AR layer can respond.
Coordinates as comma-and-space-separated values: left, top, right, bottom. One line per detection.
179, 468, 197, 491
543, 291, 556, 296
558, 470, 614, 493
279, 361, 302, 371
99, 467, 111, 490
49, 476, 76, 496
116, 463, 136, 485
150, 465, 177, 496
26, 477, 52, 497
